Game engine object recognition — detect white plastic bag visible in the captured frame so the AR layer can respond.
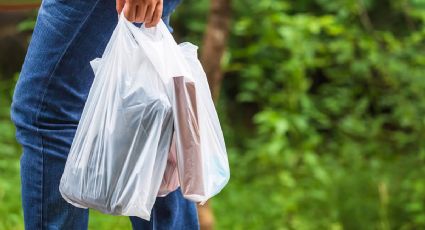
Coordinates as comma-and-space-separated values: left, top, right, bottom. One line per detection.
171, 43, 230, 203
59, 16, 177, 220
156, 42, 230, 203
60, 14, 230, 220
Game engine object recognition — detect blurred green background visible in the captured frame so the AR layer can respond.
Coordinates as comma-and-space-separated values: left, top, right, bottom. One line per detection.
1, 0, 425, 229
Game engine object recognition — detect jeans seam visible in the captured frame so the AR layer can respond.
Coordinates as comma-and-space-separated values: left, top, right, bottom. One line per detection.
40, 135, 45, 230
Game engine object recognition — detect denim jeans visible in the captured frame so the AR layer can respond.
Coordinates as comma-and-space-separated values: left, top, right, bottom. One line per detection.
10, 0, 199, 229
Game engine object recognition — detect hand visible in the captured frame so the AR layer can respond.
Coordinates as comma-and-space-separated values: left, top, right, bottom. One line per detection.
116, 0, 163, 28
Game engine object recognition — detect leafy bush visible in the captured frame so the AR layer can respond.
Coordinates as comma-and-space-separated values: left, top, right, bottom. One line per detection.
206, 0, 425, 229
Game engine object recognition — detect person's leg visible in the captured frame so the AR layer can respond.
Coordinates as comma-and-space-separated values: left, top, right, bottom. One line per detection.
12, 0, 117, 229
19, 130, 90, 229
129, 188, 199, 230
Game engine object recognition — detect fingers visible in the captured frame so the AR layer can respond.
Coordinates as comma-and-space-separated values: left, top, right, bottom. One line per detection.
145, 2, 162, 28
122, 0, 163, 26
134, 4, 147, 23
123, 0, 136, 21
144, 4, 156, 25
116, 0, 125, 14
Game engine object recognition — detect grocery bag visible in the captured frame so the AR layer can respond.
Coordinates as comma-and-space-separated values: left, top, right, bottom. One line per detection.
156, 44, 230, 204
59, 16, 179, 220
169, 42, 230, 204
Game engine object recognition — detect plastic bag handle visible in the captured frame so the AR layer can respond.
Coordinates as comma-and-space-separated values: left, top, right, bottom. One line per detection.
119, 13, 171, 42
118, 12, 193, 83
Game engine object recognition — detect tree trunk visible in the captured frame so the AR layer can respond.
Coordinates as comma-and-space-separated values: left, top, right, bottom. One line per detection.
0, 3, 40, 10
200, 0, 231, 102
197, 0, 231, 229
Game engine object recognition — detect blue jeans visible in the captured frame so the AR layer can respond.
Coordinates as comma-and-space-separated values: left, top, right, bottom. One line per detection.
10, 0, 199, 229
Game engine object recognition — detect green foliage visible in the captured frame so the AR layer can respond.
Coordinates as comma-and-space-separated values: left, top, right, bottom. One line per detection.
0, 73, 23, 230
176, 0, 425, 229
